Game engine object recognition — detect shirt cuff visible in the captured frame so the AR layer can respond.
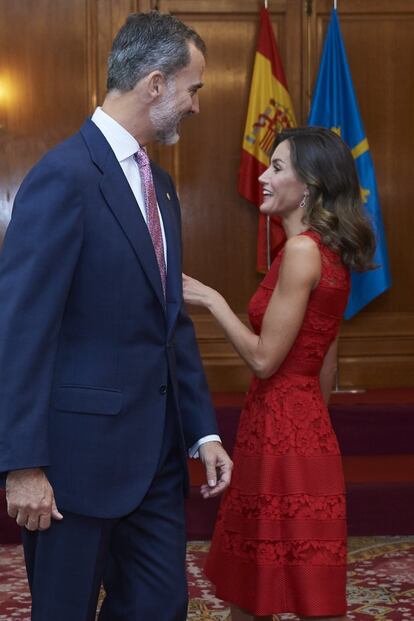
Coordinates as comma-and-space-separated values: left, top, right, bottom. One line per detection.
188, 434, 221, 459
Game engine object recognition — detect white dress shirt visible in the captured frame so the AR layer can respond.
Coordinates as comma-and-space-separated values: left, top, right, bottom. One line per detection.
91, 108, 220, 458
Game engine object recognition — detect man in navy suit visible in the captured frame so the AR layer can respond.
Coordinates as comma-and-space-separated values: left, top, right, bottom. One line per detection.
0, 11, 232, 621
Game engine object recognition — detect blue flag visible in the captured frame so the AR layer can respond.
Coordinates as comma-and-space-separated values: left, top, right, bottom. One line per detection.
308, 9, 391, 319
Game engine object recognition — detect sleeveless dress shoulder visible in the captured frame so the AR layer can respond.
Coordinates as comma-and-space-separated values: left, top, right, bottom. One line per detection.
205, 231, 351, 617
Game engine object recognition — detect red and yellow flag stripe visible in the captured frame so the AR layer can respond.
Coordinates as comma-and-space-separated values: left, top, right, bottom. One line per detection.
238, 7, 296, 272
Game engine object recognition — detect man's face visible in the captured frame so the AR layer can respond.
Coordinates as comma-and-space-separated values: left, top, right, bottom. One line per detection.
149, 43, 205, 145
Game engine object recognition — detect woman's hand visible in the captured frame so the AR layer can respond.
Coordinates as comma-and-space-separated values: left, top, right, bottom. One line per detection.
182, 273, 219, 309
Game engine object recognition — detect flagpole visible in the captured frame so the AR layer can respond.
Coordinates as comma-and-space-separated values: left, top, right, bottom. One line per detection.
238, 0, 295, 274
266, 216, 271, 270
306, 5, 312, 111
264, 0, 270, 270
326, 0, 361, 394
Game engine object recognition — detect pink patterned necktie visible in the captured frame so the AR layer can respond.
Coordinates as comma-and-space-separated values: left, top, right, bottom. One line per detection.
134, 148, 166, 297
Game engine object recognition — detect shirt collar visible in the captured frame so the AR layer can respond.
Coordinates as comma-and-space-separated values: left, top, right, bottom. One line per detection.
91, 107, 139, 162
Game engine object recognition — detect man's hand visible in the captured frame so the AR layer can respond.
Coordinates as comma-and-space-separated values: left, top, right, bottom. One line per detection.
6, 468, 63, 531
198, 441, 233, 499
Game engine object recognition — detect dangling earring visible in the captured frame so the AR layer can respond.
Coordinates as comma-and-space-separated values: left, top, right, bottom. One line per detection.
299, 189, 309, 209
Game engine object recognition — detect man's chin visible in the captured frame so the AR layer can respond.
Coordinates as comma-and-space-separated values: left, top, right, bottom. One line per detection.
157, 129, 180, 145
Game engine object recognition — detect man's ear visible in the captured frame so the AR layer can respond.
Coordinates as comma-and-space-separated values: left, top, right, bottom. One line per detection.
146, 70, 165, 100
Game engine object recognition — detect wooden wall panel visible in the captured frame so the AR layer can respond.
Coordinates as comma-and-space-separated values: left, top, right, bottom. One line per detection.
154, 0, 302, 312
308, 0, 414, 314
303, 0, 414, 389
193, 311, 414, 391
0, 0, 92, 239
339, 312, 414, 388
0, 0, 135, 242
0, 0, 413, 390
94, 0, 139, 105
157, 0, 414, 390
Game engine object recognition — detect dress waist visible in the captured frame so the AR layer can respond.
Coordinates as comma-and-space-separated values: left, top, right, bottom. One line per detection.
278, 357, 321, 377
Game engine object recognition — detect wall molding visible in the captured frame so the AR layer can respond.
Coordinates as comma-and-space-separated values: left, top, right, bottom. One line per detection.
191, 312, 414, 391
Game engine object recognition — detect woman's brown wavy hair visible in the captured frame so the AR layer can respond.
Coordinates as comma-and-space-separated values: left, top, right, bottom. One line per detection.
274, 126, 376, 271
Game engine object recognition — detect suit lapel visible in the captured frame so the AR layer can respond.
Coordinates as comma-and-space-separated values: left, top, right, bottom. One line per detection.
80, 120, 165, 311
153, 167, 181, 337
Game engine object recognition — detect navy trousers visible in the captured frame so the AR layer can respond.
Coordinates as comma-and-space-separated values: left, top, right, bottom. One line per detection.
22, 407, 188, 621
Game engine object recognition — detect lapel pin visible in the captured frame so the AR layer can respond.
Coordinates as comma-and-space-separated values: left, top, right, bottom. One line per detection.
166, 192, 171, 200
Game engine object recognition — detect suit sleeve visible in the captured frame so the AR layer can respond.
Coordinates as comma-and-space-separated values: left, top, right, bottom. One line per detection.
166, 179, 218, 449
173, 306, 219, 449
0, 158, 84, 481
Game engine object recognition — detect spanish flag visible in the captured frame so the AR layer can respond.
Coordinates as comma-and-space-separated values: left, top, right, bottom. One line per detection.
238, 6, 296, 272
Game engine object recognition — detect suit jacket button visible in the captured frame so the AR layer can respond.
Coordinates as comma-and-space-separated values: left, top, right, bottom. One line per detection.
159, 385, 167, 395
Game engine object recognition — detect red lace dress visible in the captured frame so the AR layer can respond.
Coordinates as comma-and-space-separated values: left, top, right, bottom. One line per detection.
205, 231, 350, 617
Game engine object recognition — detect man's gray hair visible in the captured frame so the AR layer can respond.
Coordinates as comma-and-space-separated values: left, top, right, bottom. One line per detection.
107, 11, 206, 92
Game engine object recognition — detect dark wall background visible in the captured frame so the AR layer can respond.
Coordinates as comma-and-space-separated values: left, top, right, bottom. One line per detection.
1, 0, 413, 390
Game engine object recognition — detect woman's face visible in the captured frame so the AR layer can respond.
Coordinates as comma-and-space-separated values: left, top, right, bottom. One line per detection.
259, 140, 306, 216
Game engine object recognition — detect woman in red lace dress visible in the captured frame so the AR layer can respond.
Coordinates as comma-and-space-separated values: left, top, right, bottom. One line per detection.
183, 127, 375, 621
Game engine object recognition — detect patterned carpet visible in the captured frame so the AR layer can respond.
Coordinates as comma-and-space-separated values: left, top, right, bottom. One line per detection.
0, 537, 413, 620
187, 537, 414, 620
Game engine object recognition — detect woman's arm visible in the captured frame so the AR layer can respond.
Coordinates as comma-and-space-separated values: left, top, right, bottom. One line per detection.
319, 336, 339, 405
183, 235, 321, 379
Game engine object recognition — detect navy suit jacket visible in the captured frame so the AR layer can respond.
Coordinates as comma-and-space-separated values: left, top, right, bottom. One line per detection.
0, 119, 217, 518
